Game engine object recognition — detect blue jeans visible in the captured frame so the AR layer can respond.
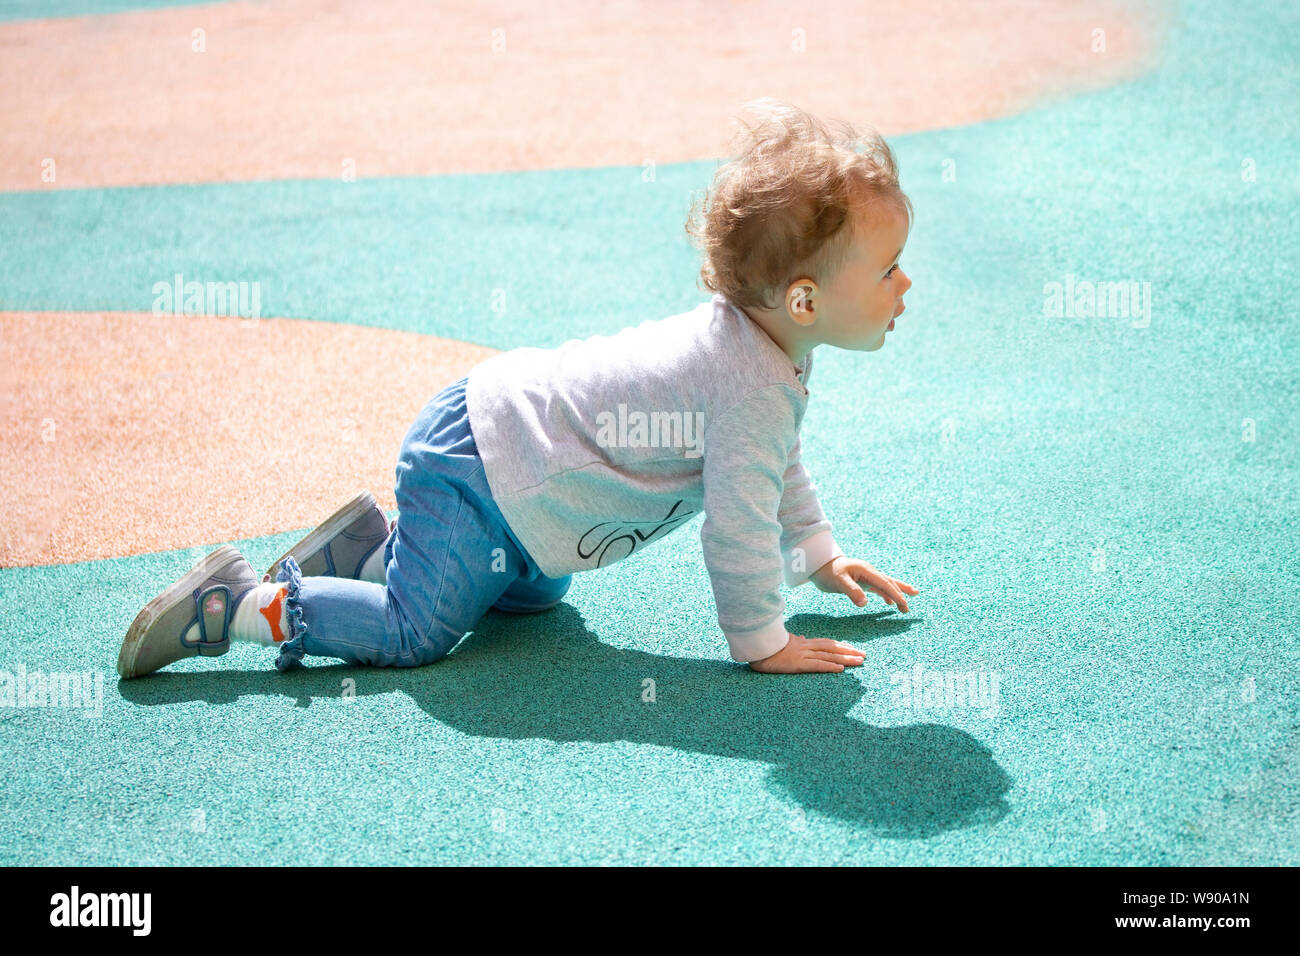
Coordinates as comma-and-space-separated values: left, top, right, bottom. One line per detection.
271, 376, 572, 670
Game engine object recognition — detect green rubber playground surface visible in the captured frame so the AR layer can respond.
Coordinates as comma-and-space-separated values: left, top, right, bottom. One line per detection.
2, 0, 1297, 864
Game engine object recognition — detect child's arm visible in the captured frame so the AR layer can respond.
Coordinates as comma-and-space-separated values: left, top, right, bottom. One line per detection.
774, 430, 919, 614
699, 386, 865, 673
775, 434, 844, 586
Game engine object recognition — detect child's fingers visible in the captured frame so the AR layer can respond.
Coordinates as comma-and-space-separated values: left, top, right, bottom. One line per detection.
808, 639, 864, 662
838, 573, 868, 605
820, 653, 864, 666
868, 583, 909, 613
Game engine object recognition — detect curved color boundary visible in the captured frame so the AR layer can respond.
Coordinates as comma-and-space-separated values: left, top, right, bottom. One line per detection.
0, 0, 1167, 190
1, 310, 498, 566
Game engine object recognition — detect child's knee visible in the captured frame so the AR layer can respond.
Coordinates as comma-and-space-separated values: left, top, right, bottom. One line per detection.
491, 573, 572, 614
396, 618, 462, 666
492, 595, 564, 614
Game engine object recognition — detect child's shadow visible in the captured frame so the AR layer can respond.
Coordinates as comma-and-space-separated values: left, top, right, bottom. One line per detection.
120, 604, 1010, 839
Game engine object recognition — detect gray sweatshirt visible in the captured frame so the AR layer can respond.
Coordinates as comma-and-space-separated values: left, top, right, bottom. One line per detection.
465, 293, 843, 662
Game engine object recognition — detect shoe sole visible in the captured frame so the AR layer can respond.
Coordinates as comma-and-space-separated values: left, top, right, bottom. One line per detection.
118, 544, 245, 679
264, 490, 383, 581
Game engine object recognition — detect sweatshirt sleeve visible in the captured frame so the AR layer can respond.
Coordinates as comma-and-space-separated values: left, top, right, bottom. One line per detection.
777, 434, 844, 588
699, 385, 802, 663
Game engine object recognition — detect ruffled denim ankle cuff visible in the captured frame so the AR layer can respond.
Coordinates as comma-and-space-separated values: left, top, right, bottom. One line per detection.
273, 557, 309, 672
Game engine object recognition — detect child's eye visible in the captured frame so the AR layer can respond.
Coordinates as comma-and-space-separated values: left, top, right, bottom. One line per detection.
885, 264, 899, 279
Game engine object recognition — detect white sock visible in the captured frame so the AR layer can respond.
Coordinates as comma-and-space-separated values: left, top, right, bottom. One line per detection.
359, 545, 387, 584
184, 583, 292, 647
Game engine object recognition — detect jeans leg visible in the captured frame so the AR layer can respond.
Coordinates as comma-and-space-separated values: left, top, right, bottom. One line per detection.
491, 571, 573, 614
273, 472, 528, 669
271, 375, 535, 669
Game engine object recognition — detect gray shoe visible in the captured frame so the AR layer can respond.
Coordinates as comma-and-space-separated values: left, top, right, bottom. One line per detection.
264, 490, 391, 582
118, 545, 257, 679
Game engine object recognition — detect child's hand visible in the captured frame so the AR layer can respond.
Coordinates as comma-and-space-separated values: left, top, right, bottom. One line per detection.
810, 555, 919, 612
748, 632, 865, 674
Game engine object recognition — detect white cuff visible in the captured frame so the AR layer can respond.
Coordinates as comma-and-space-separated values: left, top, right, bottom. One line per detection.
781, 531, 843, 588
724, 614, 791, 663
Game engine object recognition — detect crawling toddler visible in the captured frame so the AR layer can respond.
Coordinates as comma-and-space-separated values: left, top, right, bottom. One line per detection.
118, 98, 919, 679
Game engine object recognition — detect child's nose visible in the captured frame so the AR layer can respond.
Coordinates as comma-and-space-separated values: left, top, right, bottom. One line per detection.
898, 270, 912, 294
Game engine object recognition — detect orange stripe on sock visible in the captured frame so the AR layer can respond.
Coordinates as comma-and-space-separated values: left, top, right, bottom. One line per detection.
260, 586, 289, 644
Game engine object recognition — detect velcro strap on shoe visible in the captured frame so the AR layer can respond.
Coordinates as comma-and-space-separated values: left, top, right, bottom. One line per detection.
195, 586, 232, 655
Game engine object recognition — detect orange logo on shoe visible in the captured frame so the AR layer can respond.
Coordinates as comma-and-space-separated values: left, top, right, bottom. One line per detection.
260, 586, 289, 643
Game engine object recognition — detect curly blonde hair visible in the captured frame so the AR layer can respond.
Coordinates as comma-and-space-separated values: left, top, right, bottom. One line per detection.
685, 98, 912, 313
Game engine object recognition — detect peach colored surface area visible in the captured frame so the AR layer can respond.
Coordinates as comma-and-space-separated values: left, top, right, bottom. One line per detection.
0, 0, 1166, 190
0, 311, 497, 567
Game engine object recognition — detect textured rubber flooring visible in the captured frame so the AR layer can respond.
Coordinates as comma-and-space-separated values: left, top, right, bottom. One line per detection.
1, 0, 1297, 864
0, 0, 1160, 188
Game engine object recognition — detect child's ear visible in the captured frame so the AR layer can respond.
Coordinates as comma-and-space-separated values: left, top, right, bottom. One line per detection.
787, 282, 819, 327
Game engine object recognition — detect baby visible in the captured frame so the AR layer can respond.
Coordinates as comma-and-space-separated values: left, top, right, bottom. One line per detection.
117, 98, 919, 679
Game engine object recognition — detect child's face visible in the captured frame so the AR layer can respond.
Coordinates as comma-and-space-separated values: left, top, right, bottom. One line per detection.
814, 205, 911, 352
